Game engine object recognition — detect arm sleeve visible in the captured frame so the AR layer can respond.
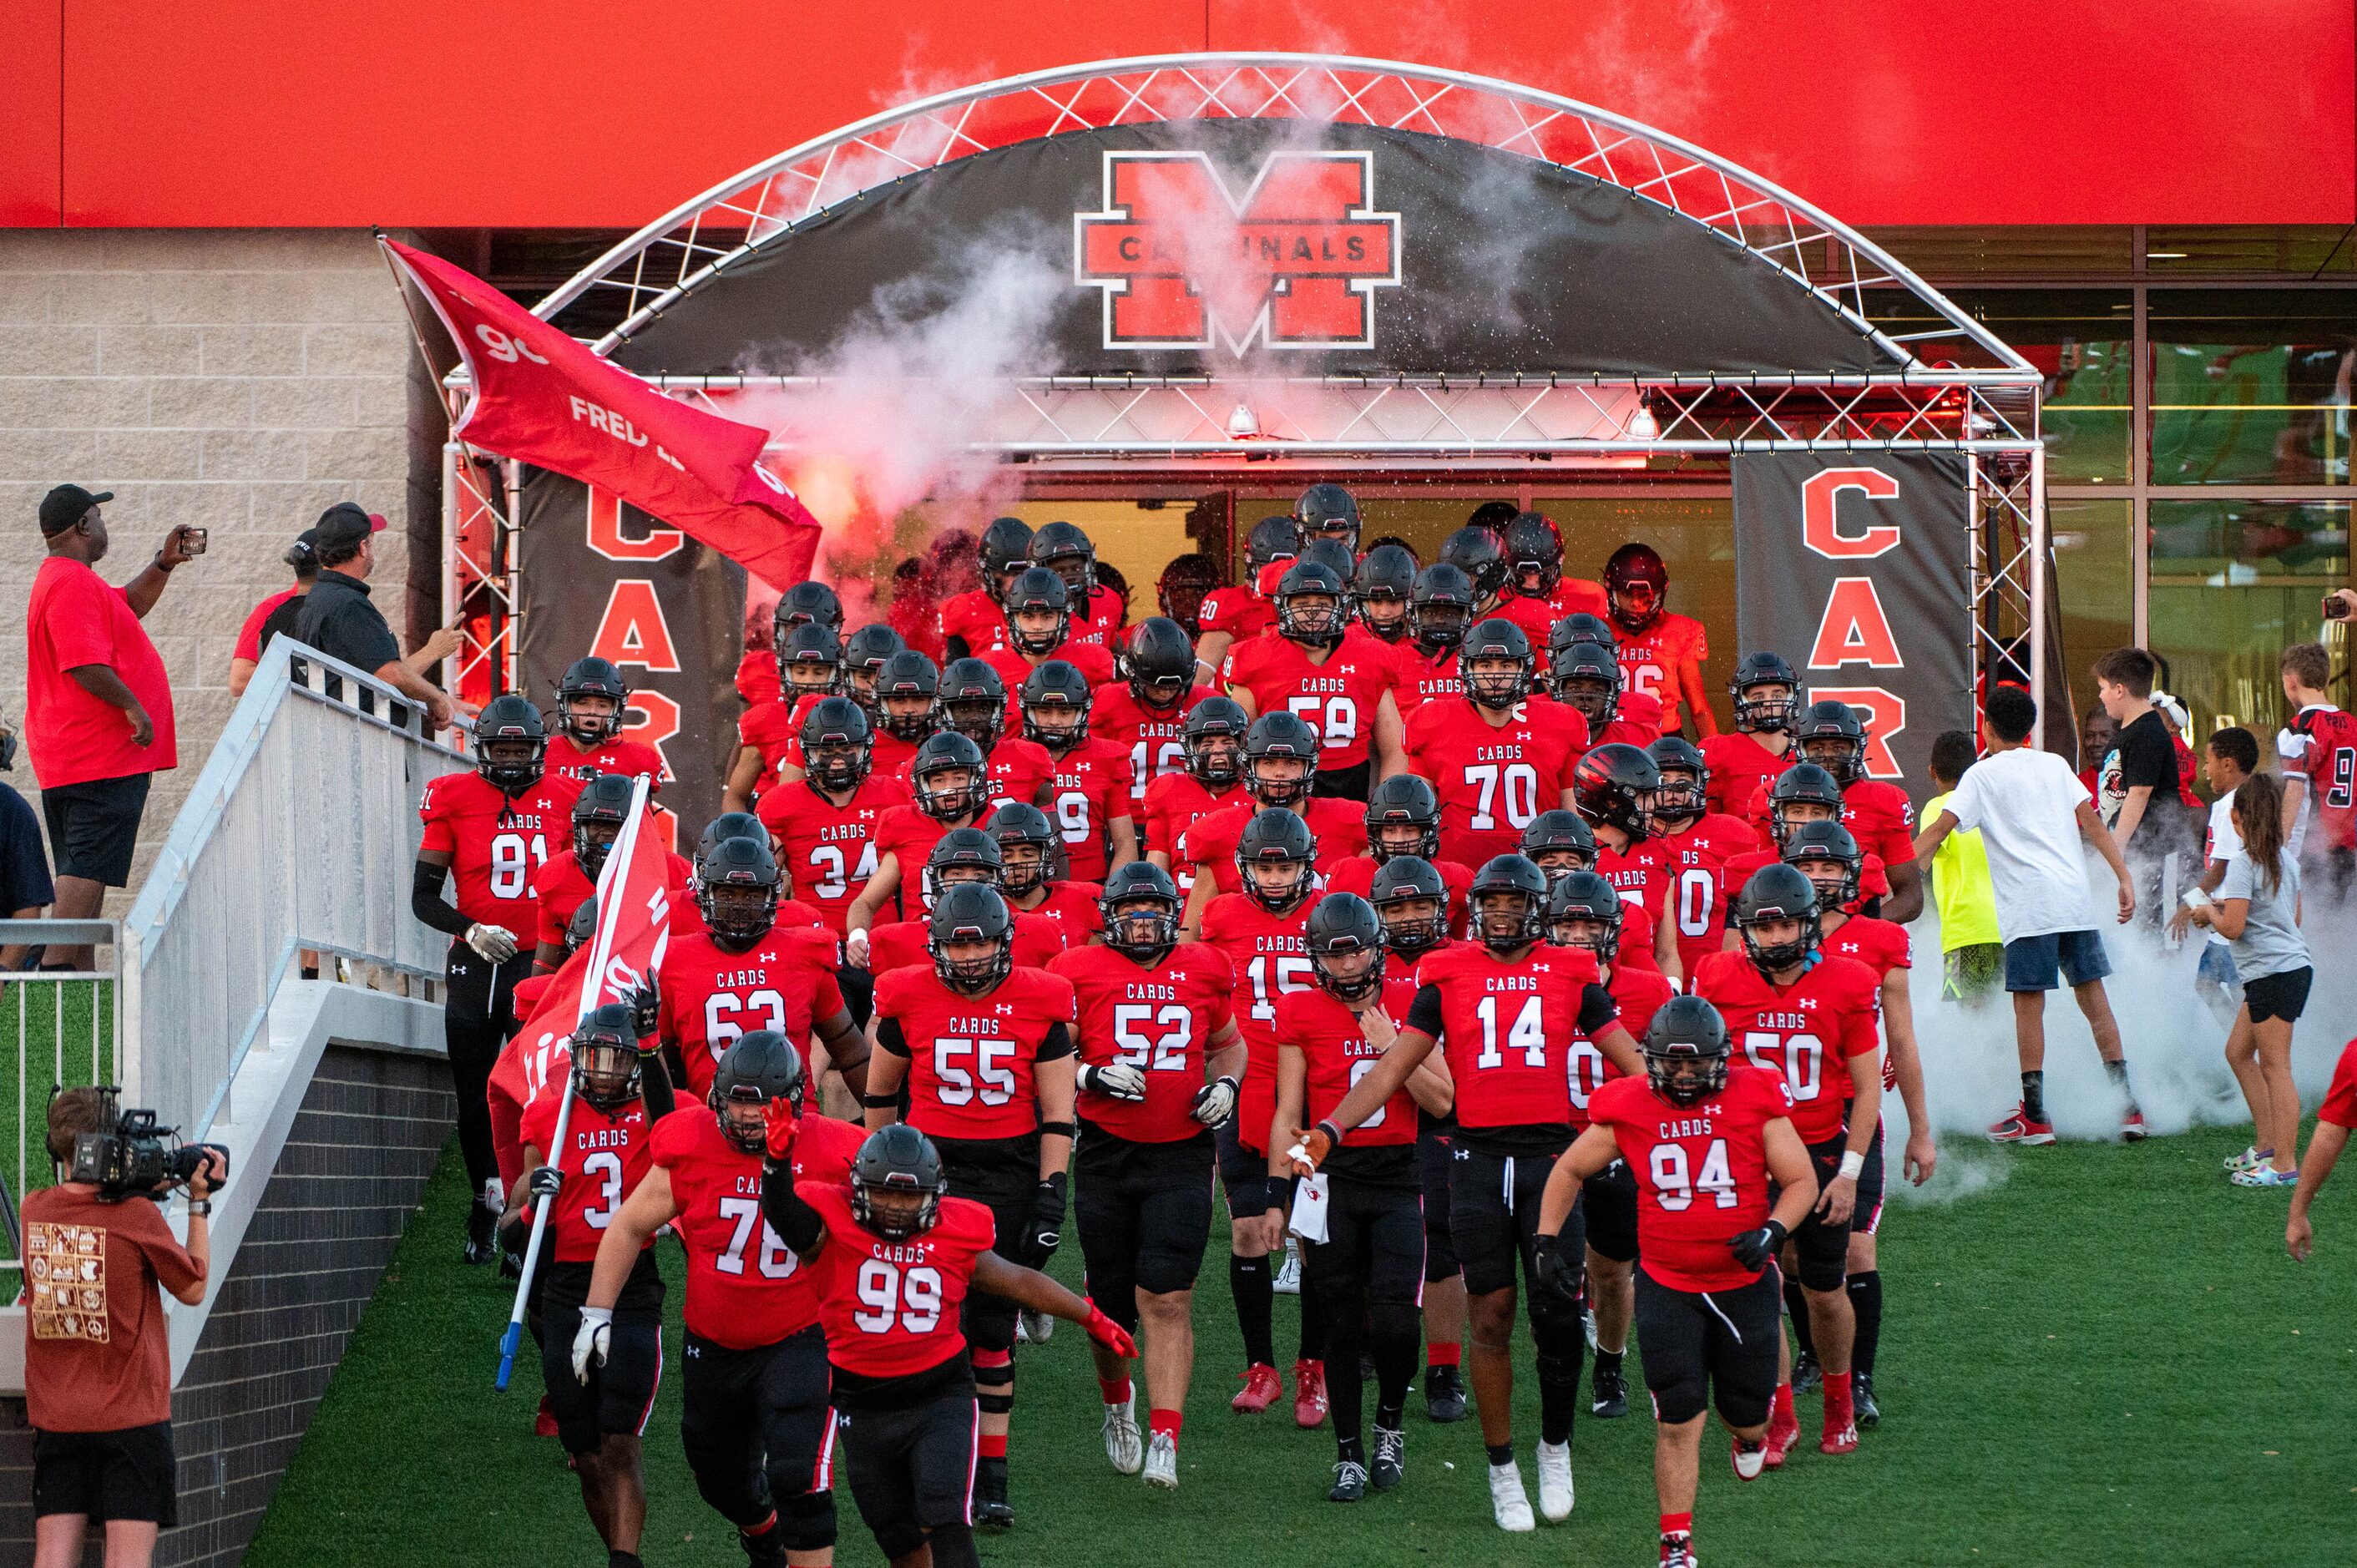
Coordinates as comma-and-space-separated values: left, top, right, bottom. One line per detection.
1576, 982, 1621, 1036
875, 1016, 912, 1058
412, 857, 474, 938
760, 1162, 826, 1252
1404, 983, 1446, 1038
640, 1057, 676, 1121
1034, 1021, 1075, 1062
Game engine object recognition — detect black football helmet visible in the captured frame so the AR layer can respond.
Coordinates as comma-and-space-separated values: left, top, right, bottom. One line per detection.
777, 621, 842, 696
1156, 553, 1222, 637
1305, 893, 1386, 1003
1553, 612, 1618, 653
1246, 514, 1302, 574
1440, 526, 1510, 602
572, 772, 635, 879
1468, 854, 1549, 953
979, 517, 1034, 594
800, 695, 874, 793
1545, 869, 1624, 962
987, 802, 1060, 897
1185, 695, 1250, 789
1571, 743, 1661, 842
1354, 544, 1417, 641
1004, 566, 1072, 657
1296, 483, 1363, 552
695, 834, 781, 948
910, 731, 991, 822
1274, 559, 1352, 649
1120, 616, 1196, 713
1520, 809, 1599, 884
1237, 807, 1318, 913
841, 624, 906, 707
1099, 860, 1182, 964
554, 656, 630, 746
1504, 512, 1564, 599
1768, 762, 1849, 849
1410, 563, 1476, 655
923, 826, 1003, 905
564, 893, 599, 956
711, 1029, 806, 1153
1549, 640, 1623, 727
929, 881, 1015, 994
1643, 995, 1732, 1106
874, 650, 941, 745
1243, 711, 1321, 809
1029, 520, 1097, 599
1364, 774, 1442, 862
1368, 856, 1449, 959
1297, 537, 1358, 582
474, 693, 546, 793
938, 658, 1007, 747
1647, 736, 1709, 826
695, 811, 766, 862
1729, 651, 1803, 735
1794, 699, 1868, 787
851, 1123, 946, 1241
1604, 543, 1669, 634
1461, 618, 1535, 711
1732, 862, 1821, 973
1783, 819, 1864, 910
569, 1001, 644, 1111
1019, 660, 1092, 751
775, 580, 844, 633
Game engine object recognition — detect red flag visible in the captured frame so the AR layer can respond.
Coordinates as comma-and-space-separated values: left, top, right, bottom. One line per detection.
488, 948, 589, 1189
382, 237, 822, 590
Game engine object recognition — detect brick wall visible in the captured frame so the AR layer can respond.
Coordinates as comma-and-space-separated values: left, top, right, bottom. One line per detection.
0, 230, 419, 902
0, 1044, 453, 1567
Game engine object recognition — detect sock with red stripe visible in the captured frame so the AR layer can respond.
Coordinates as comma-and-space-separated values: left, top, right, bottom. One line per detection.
1772, 1383, 1796, 1426
1099, 1375, 1134, 1405
1425, 1340, 1460, 1370
1661, 1511, 1693, 1536
979, 1432, 1009, 1459
1823, 1370, 1855, 1432
1148, 1409, 1183, 1440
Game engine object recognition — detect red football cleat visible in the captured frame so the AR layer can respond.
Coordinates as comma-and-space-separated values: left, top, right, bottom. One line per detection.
1731, 1436, 1768, 1481
1820, 1420, 1860, 1455
1232, 1363, 1282, 1414
535, 1394, 559, 1438
1763, 1409, 1801, 1470
1987, 1104, 2056, 1146
1292, 1359, 1329, 1429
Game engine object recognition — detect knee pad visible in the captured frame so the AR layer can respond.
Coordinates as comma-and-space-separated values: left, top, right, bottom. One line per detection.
1526, 1289, 1585, 1347
875, 1520, 928, 1560
774, 1488, 836, 1553
974, 1348, 1014, 1415
1651, 1370, 1707, 1426
1799, 1255, 1847, 1294
926, 1522, 982, 1568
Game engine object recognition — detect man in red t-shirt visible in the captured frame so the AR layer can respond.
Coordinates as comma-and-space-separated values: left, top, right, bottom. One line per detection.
2287, 1036, 2357, 1260
1221, 560, 1403, 801
1400, 619, 1589, 868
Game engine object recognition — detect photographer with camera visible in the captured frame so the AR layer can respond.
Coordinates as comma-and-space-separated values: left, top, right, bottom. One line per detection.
22, 1088, 227, 1568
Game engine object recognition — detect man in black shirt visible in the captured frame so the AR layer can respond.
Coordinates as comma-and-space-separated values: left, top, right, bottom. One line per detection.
2093, 646, 2193, 918
293, 503, 453, 730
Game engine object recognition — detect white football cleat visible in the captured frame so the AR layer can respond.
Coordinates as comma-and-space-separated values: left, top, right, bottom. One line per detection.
1020, 1307, 1055, 1343
1488, 1460, 1535, 1532
1273, 1241, 1302, 1295
1143, 1429, 1179, 1490
1535, 1439, 1575, 1521
1103, 1395, 1144, 1474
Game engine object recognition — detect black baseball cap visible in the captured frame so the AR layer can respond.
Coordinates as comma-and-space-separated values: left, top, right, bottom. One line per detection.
311, 501, 387, 554
39, 484, 113, 536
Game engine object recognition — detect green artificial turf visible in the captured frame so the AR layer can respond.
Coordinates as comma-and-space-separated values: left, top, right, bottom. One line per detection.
246, 1125, 2355, 1568
0, 979, 115, 1245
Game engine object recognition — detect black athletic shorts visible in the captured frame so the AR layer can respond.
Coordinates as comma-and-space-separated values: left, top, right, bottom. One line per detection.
1448, 1138, 1576, 1299
1215, 1110, 1274, 1225
541, 1253, 665, 1454
1076, 1125, 1216, 1328
2245, 965, 2314, 1024
40, 771, 149, 888
1302, 1175, 1425, 1308
1417, 1122, 1461, 1282
32, 1421, 176, 1526
834, 1357, 979, 1555
1853, 1122, 1888, 1239
932, 1136, 1038, 1353
680, 1324, 837, 1542
1633, 1267, 1780, 1429
1787, 1132, 1861, 1292
1581, 1157, 1640, 1264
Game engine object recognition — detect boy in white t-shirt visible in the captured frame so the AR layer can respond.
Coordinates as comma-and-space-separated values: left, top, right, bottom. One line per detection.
1914, 685, 2142, 1145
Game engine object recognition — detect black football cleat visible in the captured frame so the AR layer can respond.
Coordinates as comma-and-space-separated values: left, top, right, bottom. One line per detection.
1591, 1359, 1629, 1419
974, 1457, 1014, 1530
1328, 1458, 1368, 1503
1370, 1426, 1405, 1491
1424, 1363, 1469, 1423
1791, 1350, 1823, 1396
1853, 1370, 1881, 1428
461, 1199, 498, 1266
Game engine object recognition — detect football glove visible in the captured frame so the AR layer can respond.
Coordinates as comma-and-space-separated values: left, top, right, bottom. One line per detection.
570, 1306, 612, 1384
527, 1165, 563, 1201
630, 984, 660, 1039
1024, 1173, 1069, 1265
1531, 1232, 1583, 1306
465, 923, 518, 963
1297, 1120, 1340, 1173
844, 928, 872, 968
763, 1098, 800, 1161
1727, 1218, 1788, 1272
1190, 1075, 1239, 1128
1078, 1061, 1149, 1102
1083, 1302, 1139, 1360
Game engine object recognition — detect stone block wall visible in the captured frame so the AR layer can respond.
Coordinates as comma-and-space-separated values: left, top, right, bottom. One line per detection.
0, 230, 421, 902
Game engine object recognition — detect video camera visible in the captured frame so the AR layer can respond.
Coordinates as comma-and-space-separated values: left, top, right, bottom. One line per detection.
65, 1089, 230, 1203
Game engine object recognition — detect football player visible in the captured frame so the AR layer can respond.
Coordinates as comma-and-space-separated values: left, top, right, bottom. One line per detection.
858, 830, 1065, 974
509, 1003, 675, 1568
1388, 562, 1473, 721
1548, 635, 1660, 751
839, 623, 905, 713
1273, 894, 1453, 1501
1301, 854, 1641, 1532
984, 568, 1119, 704
902, 658, 1055, 814
547, 655, 668, 788
1543, 873, 1672, 1421
1221, 559, 1404, 800
845, 731, 997, 950
1721, 762, 1894, 922
529, 773, 693, 974
1504, 511, 1607, 627
1692, 865, 1884, 1461
989, 802, 1105, 948
1197, 808, 1331, 1424
1051, 862, 1245, 1488
1524, 811, 1667, 976
938, 517, 1029, 660
857, 885, 1082, 1529
725, 623, 843, 814
584, 1033, 857, 1568
1782, 700, 1923, 922
1646, 736, 1767, 979
1192, 515, 1296, 681
1782, 822, 1935, 1424
1029, 522, 1127, 648
741, 583, 846, 707
1602, 543, 1715, 738
1701, 651, 1802, 817
415, 694, 584, 1260
1436, 527, 1518, 640
1400, 617, 1590, 868
1154, 552, 1222, 639
1296, 482, 1363, 554
1354, 544, 1418, 645
1176, 711, 1367, 933
758, 1125, 1134, 1568
1017, 661, 1136, 883
1548, 611, 1669, 737
1144, 695, 1252, 895
856, 650, 941, 783
1570, 745, 1685, 982
1323, 774, 1473, 932
1090, 616, 1216, 826
1536, 998, 1818, 1568
757, 697, 908, 941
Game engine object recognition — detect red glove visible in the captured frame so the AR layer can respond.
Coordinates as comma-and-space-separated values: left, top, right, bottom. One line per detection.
1082, 1302, 1137, 1360
763, 1098, 801, 1161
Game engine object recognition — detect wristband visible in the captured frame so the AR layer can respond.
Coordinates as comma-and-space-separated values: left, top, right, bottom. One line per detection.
1316, 1118, 1343, 1147
1839, 1151, 1865, 1180
859, 1092, 901, 1109
188, 1200, 212, 1218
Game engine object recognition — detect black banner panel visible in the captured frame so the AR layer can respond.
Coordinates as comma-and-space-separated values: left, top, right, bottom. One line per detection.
1732, 453, 1974, 803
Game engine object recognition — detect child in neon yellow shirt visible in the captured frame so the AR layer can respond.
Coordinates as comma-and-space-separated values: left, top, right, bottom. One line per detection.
1926, 731, 2003, 1001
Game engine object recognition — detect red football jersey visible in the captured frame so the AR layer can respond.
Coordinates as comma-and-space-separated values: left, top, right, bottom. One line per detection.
760, 775, 909, 935
1014, 881, 1105, 950
1840, 780, 1917, 871
1220, 628, 1396, 769
1489, 594, 1560, 655
417, 771, 584, 929
658, 923, 845, 1100
1142, 772, 1248, 878
1595, 838, 1673, 934
530, 846, 695, 950
1593, 716, 1660, 751
1196, 584, 1273, 641
781, 722, 922, 781
652, 1107, 863, 1348
1821, 914, 1911, 982
867, 913, 1067, 976
802, 1181, 997, 1378
738, 695, 821, 785
869, 805, 956, 918
1051, 943, 1236, 1142
874, 965, 1077, 1141
2284, 704, 2357, 852
1039, 737, 1131, 883
1409, 942, 1604, 1131
1383, 643, 1462, 721
1277, 975, 1423, 1149
1090, 683, 1218, 811
1568, 962, 1676, 1130
2318, 1036, 2357, 1130
1612, 613, 1708, 733
1402, 695, 1591, 867
1542, 579, 1611, 621
1065, 584, 1129, 650
1700, 731, 1798, 821
1651, 813, 1766, 979
984, 645, 1119, 731
1178, 798, 1368, 896
518, 1089, 656, 1264
1199, 893, 1318, 1152
896, 737, 1054, 817
1692, 950, 1881, 1143
938, 589, 1011, 657
547, 732, 669, 790
1589, 1065, 1793, 1292
1323, 855, 1473, 937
